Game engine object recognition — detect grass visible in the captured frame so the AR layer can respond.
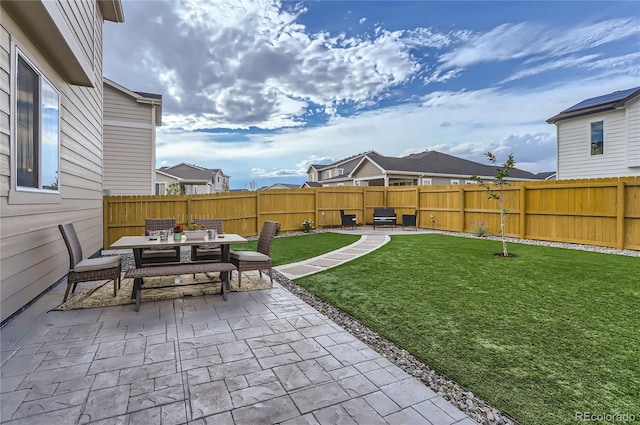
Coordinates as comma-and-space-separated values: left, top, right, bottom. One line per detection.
295, 234, 640, 425
232, 231, 360, 266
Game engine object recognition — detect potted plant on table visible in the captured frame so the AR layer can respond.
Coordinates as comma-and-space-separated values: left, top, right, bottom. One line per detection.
172, 225, 184, 241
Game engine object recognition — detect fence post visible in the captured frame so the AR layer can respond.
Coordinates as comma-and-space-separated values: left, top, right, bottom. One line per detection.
520, 185, 527, 240
459, 185, 465, 232
616, 180, 625, 250
256, 191, 261, 235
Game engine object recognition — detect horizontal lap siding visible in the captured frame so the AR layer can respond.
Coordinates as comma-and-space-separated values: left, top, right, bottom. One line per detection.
0, 3, 105, 323
626, 99, 640, 167
558, 108, 639, 179
103, 84, 154, 194
0, 25, 10, 196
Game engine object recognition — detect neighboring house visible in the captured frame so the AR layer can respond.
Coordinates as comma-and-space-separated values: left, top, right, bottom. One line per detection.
103, 77, 162, 195
547, 87, 640, 179
260, 183, 300, 190
301, 181, 322, 188
0, 0, 124, 323
156, 163, 230, 194
310, 150, 543, 187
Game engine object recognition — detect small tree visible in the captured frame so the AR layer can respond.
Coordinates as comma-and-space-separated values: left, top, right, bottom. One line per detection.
166, 182, 185, 195
471, 152, 515, 256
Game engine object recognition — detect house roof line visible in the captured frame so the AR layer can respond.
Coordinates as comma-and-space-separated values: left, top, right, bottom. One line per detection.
104, 77, 163, 125
547, 87, 640, 124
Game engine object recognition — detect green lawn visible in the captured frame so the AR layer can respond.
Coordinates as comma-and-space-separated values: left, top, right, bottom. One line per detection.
232, 232, 360, 266
295, 234, 640, 425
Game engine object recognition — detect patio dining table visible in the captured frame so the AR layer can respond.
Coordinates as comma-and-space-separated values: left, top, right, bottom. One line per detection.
110, 233, 248, 304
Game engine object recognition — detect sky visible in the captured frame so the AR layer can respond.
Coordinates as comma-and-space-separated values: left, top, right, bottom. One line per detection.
103, 0, 640, 190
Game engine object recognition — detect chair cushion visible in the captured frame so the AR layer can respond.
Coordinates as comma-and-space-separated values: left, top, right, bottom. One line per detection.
195, 247, 222, 256
73, 256, 121, 273
230, 251, 270, 262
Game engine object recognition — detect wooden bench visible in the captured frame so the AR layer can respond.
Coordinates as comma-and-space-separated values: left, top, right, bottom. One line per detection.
125, 262, 237, 311
373, 208, 397, 229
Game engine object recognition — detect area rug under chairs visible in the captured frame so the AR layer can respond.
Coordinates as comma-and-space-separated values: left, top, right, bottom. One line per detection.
52, 271, 272, 311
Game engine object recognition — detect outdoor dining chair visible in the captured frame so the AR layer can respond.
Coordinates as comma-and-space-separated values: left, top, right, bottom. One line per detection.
142, 218, 181, 265
340, 210, 356, 229
190, 218, 224, 262
58, 223, 122, 302
230, 220, 278, 288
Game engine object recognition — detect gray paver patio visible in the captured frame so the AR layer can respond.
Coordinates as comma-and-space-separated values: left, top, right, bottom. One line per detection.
1, 229, 474, 424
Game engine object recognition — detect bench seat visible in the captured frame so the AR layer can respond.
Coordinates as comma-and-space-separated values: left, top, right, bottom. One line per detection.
125, 262, 237, 311
373, 208, 397, 229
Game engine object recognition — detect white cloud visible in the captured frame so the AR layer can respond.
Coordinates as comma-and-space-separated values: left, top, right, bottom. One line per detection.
438, 18, 640, 70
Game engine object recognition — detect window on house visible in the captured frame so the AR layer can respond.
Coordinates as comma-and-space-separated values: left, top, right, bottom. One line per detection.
16, 53, 60, 191
217, 176, 220, 182
465, 180, 476, 185
591, 121, 603, 155
326, 170, 332, 179
310, 173, 315, 182
421, 178, 432, 186
451, 180, 460, 185
155, 182, 166, 195
337, 168, 344, 175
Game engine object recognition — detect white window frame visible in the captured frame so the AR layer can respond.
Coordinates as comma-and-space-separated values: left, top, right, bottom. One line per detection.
421, 178, 432, 186
337, 168, 344, 175
450, 179, 460, 185
590, 121, 604, 156
465, 180, 476, 185
7, 47, 62, 205
155, 182, 166, 195
12, 48, 60, 196
326, 170, 332, 179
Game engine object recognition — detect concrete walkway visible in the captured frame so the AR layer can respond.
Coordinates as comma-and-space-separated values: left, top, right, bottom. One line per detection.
1, 227, 475, 425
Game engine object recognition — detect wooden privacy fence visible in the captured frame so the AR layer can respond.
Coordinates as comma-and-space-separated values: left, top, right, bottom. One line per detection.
104, 177, 640, 251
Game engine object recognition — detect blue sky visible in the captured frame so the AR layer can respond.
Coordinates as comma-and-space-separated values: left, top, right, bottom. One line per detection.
103, 0, 640, 190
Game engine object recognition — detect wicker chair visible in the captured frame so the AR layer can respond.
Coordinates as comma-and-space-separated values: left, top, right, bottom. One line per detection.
230, 220, 278, 288
340, 210, 356, 229
58, 223, 122, 302
190, 218, 224, 262
142, 218, 181, 265
402, 211, 418, 230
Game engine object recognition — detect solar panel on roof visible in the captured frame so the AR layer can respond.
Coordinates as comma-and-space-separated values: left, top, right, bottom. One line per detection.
563, 87, 640, 113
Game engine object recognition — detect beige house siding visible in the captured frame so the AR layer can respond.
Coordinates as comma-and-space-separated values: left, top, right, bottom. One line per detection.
103, 83, 157, 195
557, 106, 639, 179
0, 2, 114, 323
353, 160, 383, 178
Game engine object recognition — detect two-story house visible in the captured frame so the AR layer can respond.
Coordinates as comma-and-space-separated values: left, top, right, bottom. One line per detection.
307, 150, 544, 187
156, 163, 230, 194
547, 87, 640, 179
0, 0, 124, 323
103, 77, 162, 195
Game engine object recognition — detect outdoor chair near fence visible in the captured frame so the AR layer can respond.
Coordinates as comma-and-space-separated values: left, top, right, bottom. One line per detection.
340, 210, 357, 229
402, 211, 418, 230
143, 218, 181, 265
58, 223, 122, 302
373, 208, 397, 229
230, 220, 278, 288
191, 218, 224, 263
